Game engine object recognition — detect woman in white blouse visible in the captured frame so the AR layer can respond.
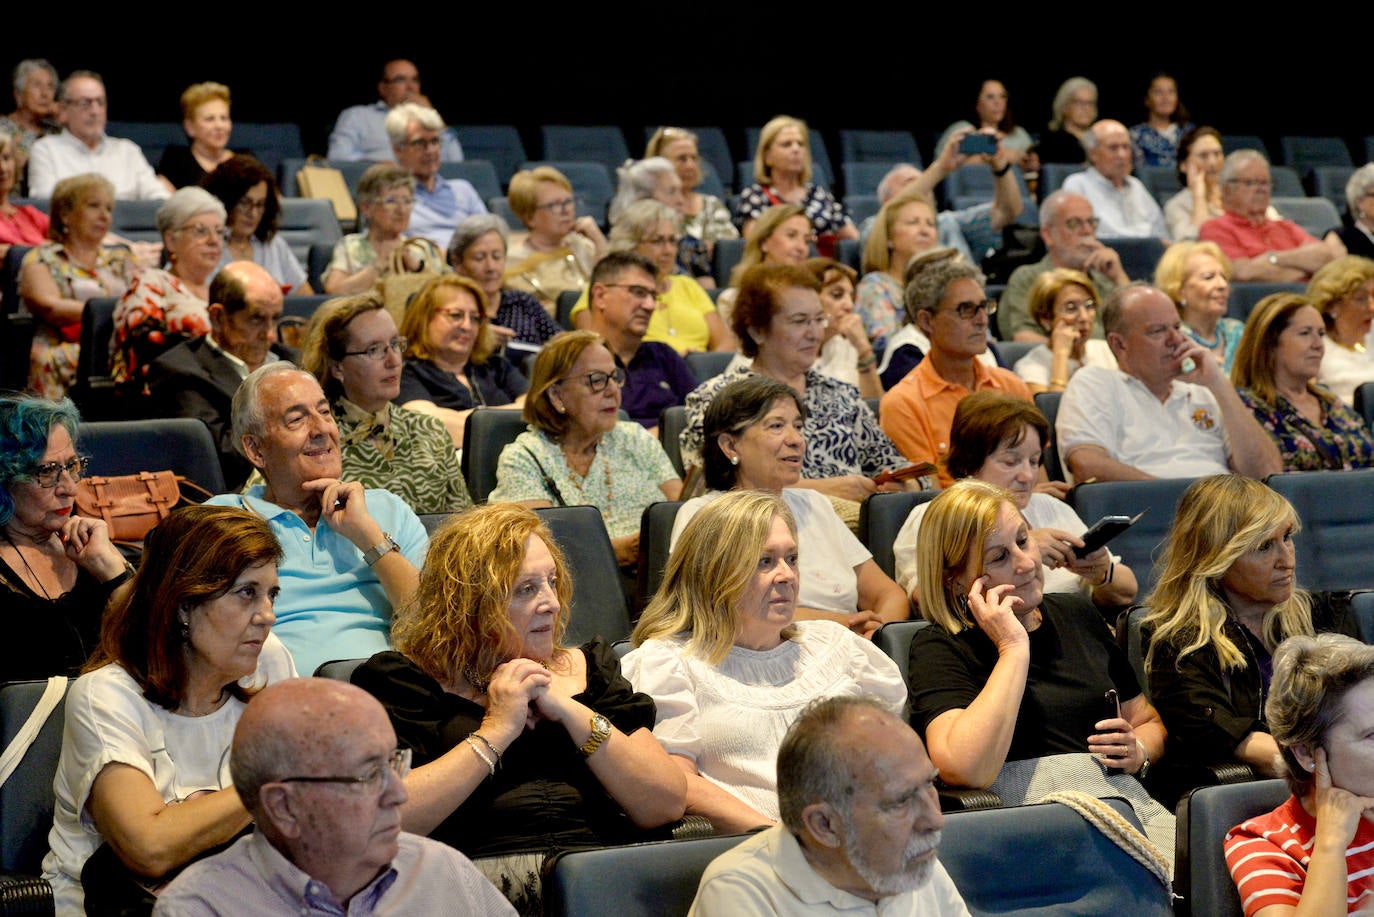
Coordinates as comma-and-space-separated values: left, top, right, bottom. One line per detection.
621, 489, 906, 834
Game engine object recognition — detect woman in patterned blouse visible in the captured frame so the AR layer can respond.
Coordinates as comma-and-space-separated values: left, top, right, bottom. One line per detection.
323, 162, 444, 296
1232, 293, 1374, 471
447, 213, 561, 351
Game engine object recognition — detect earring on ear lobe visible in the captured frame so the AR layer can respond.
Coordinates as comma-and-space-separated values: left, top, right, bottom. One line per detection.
729, 454, 739, 466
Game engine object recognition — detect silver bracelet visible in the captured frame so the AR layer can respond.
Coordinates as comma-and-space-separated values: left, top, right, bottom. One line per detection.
465, 736, 496, 776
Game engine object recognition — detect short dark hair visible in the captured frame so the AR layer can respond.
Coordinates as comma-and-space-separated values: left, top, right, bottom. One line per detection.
702, 376, 806, 491
944, 391, 1049, 481
208, 267, 249, 317
590, 250, 658, 288
200, 154, 281, 242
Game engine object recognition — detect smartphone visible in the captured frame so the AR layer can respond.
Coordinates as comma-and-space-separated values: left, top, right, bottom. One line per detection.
1073, 510, 1146, 559
1103, 688, 1120, 723
958, 133, 998, 156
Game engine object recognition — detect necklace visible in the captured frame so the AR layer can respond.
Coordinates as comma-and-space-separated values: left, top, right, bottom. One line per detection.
0, 528, 53, 600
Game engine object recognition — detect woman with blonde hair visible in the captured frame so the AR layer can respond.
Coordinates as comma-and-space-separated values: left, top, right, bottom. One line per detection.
1309, 254, 1374, 405
157, 82, 237, 189
908, 479, 1173, 858
644, 126, 737, 252
1015, 267, 1117, 393
1232, 293, 1374, 471
397, 273, 527, 447
623, 489, 904, 832
1144, 475, 1360, 794
855, 185, 939, 350
733, 115, 855, 255
715, 203, 813, 324
503, 165, 608, 312
1155, 239, 1241, 370
353, 502, 684, 915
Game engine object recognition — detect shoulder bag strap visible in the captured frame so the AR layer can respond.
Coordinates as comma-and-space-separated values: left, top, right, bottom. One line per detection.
0, 676, 68, 787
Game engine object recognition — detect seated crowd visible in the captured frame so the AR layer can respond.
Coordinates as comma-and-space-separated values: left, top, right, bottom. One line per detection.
5, 58, 1374, 917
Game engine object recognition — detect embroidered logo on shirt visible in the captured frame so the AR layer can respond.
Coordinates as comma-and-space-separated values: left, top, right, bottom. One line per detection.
1192, 409, 1216, 430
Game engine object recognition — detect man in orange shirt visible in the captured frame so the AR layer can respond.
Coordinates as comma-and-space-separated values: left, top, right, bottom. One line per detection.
880, 250, 1030, 487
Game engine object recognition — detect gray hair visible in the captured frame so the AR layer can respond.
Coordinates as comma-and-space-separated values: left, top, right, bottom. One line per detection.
1346, 163, 1374, 216
609, 157, 676, 224
58, 70, 104, 103
155, 186, 227, 235
384, 102, 444, 149
1039, 189, 1088, 230
231, 362, 307, 456
876, 163, 921, 203
904, 247, 984, 322
447, 213, 511, 266
355, 162, 414, 206
1048, 76, 1096, 132
12, 59, 57, 97
608, 199, 677, 253
1099, 281, 1158, 337
777, 696, 895, 831
1219, 149, 1269, 187
1267, 633, 1374, 795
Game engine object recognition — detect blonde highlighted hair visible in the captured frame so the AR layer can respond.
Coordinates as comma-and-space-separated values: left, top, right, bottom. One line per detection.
401, 274, 495, 366
915, 480, 1019, 634
861, 185, 937, 275
1153, 240, 1232, 305
753, 115, 812, 185
632, 490, 798, 664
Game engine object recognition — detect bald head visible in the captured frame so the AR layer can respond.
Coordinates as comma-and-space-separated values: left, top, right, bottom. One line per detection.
209, 261, 284, 371
1084, 120, 1133, 186
877, 164, 922, 203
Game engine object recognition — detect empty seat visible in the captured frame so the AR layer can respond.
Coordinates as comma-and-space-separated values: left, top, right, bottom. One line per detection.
69, 296, 120, 421
0, 678, 69, 908
540, 125, 630, 176
109, 199, 163, 244
1266, 468, 1374, 592
1137, 164, 1182, 205
1355, 381, 1374, 431
1069, 477, 1199, 596
438, 160, 501, 203
1280, 134, 1354, 180
683, 351, 733, 384
104, 120, 185, 174
1034, 391, 1065, 482
1272, 196, 1342, 238
1219, 134, 1270, 160
452, 125, 527, 188
1311, 165, 1355, 218
82, 417, 228, 495
1040, 163, 1085, 196
1267, 165, 1306, 198
841, 161, 897, 199
276, 198, 344, 265
636, 500, 683, 611
536, 505, 632, 644
840, 129, 922, 168
858, 490, 936, 579
1174, 779, 1290, 917
1105, 237, 1168, 282
230, 122, 306, 179
1226, 281, 1306, 322
658, 405, 687, 478
460, 407, 528, 503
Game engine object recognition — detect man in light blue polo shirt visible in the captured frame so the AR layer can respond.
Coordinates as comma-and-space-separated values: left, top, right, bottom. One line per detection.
208, 363, 427, 675
387, 102, 486, 251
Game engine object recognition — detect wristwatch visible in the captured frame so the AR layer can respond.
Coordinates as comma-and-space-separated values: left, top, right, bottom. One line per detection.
1135, 740, 1152, 780
362, 532, 400, 566
580, 713, 612, 757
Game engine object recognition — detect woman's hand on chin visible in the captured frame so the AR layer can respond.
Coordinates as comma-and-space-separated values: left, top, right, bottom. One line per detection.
967, 576, 1029, 653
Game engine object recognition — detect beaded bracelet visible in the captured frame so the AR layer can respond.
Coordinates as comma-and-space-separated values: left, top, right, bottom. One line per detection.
466, 736, 497, 776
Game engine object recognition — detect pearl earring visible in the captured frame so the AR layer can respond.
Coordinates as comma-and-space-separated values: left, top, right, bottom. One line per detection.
729, 455, 739, 465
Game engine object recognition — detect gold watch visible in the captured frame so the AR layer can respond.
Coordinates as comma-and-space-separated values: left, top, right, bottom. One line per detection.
580, 713, 612, 757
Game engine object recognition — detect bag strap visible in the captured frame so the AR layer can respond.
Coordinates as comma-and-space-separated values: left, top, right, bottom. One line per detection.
0, 676, 67, 788
520, 443, 567, 507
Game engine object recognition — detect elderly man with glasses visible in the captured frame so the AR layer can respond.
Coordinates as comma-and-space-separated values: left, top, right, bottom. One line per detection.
386, 102, 486, 251
328, 59, 464, 163
153, 678, 515, 916
999, 190, 1132, 343
1200, 149, 1346, 281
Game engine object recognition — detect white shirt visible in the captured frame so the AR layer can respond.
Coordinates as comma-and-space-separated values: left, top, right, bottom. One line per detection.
1056, 364, 1230, 481
673, 489, 872, 615
28, 129, 170, 200
1062, 168, 1167, 240
689, 825, 970, 917
1012, 339, 1118, 388
1318, 339, 1374, 407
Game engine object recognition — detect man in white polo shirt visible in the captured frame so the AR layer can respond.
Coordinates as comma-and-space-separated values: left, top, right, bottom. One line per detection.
1057, 283, 1281, 481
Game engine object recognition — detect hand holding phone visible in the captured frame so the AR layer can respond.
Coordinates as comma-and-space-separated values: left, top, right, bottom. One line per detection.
1073, 510, 1145, 559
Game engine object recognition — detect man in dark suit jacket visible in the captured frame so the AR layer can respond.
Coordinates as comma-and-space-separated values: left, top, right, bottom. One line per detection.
146, 261, 295, 490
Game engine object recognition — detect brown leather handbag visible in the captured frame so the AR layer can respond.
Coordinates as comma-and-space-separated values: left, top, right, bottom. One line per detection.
75, 472, 213, 544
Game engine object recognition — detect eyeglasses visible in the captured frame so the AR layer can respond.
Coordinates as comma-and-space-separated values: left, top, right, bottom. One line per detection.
561, 368, 627, 393
1228, 178, 1273, 190
1061, 216, 1100, 233
536, 197, 578, 214
178, 223, 225, 241
25, 455, 90, 488
402, 137, 442, 151
781, 314, 829, 330
378, 196, 414, 209
279, 748, 411, 794
344, 336, 408, 361
939, 299, 998, 320
603, 283, 657, 300
1057, 298, 1096, 316
234, 197, 268, 215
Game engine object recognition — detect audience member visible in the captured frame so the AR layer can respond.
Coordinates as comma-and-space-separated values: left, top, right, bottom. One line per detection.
0, 130, 47, 255
880, 249, 1031, 488
1232, 293, 1374, 471
644, 126, 739, 253
28, 71, 171, 200
207, 363, 427, 676
715, 204, 812, 324
623, 490, 906, 832
304, 290, 472, 514
18, 173, 137, 398
1309, 254, 1374, 406
735, 115, 856, 256
1163, 126, 1228, 241
1056, 283, 1281, 481
323, 161, 444, 295
907, 480, 1175, 862
111, 187, 225, 393
678, 375, 909, 636
503, 165, 607, 312
1038, 77, 1096, 164
328, 60, 463, 162
491, 329, 680, 568
1129, 73, 1192, 170
1199, 150, 1345, 280
806, 258, 883, 398
41, 505, 295, 915
386, 103, 485, 252
1154, 239, 1242, 370
447, 213, 561, 350
935, 79, 1034, 166
856, 186, 940, 351
1338, 164, 1374, 259
1224, 634, 1374, 916
999, 190, 1127, 342
203, 154, 311, 294
1062, 119, 1168, 239
1012, 268, 1117, 393
145, 262, 291, 491
153, 677, 515, 916
157, 82, 237, 189
0, 59, 60, 179
0, 395, 130, 681
396, 274, 528, 447
353, 504, 685, 914
607, 157, 712, 284
689, 696, 969, 916
893, 392, 1137, 610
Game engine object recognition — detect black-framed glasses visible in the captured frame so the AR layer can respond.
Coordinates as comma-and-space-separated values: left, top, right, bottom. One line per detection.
561, 368, 626, 393
26, 455, 90, 488
344, 337, 408, 362
939, 299, 998, 320
603, 283, 657, 300
278, 747, 411, 793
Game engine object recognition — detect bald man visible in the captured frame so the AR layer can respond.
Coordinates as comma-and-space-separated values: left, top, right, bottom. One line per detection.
154, 678, 514, 915
1062, 120, 1167, 240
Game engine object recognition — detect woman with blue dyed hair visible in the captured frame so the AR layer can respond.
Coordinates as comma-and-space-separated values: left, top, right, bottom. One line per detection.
0, 395, 130, 679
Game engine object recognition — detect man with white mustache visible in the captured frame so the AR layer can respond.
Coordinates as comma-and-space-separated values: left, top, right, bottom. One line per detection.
690, 696, 969, 915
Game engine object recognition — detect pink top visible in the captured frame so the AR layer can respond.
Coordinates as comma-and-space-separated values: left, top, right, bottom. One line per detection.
0, 204, 49, 246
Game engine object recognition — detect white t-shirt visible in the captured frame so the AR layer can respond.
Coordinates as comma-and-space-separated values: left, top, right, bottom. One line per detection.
42, 636, 296, 914
1013, 339, 1118, 387
672, 488, 872, 615
1318, 340, 1374, 408
621, 620, 906, 821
